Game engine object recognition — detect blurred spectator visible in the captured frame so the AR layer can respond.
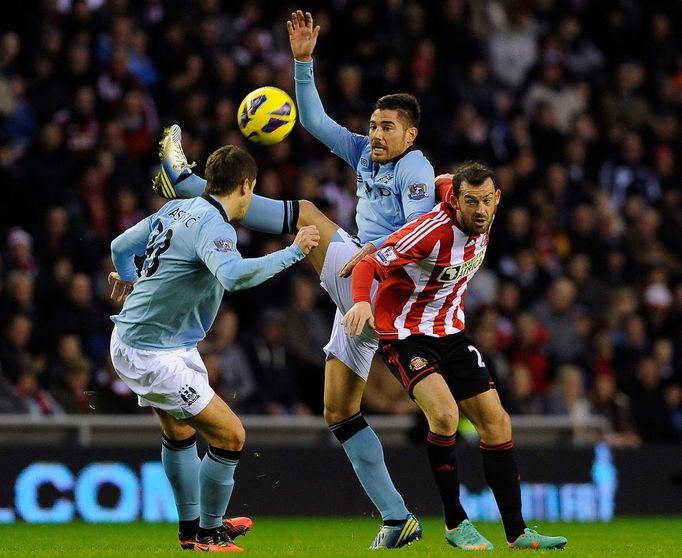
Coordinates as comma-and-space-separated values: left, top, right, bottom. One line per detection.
591, 373, 640, 448
599, 133, 661, 210
629, 355, 679, 444
488, 4, 538, 89
0, 270, 35, 322
50, 273, 110, 360
532, 277, 587, 366
50, 355, 94, 414
53, 85, 101, 157
4, 228, 37, 275
508, 312, 551, 395
246, 308, 310, 416
545, 364, 594, 441
11, 358, 63, 415
283, 274, 329, 413
504, 363, 546, 416
91, 353, 140, 414
613, 313, 650, 393
0, 314, 34, 383
204, 307, 257, 414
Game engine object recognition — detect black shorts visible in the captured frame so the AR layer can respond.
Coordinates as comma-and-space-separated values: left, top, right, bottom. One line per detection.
378, 332, 494, 401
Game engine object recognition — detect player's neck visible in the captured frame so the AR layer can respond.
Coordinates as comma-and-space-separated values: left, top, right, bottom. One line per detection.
210, 192, 235, 221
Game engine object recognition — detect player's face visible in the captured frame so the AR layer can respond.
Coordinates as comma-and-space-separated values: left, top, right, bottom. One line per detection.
451, 178, 500, 235
368, 109, 417, 163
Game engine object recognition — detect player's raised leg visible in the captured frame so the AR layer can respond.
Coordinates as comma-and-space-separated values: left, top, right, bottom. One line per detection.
458, 390, 567, 550
152, 125, 335, 266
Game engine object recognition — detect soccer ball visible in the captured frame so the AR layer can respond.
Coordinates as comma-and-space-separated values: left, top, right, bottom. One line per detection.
237, 86, 297, 145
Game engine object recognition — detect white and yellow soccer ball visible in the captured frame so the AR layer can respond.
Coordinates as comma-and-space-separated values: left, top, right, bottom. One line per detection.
237, 86, 297, 145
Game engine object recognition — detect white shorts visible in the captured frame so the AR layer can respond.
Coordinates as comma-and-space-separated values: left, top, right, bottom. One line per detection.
320, 229, 379, 381
110, 327, 214, 419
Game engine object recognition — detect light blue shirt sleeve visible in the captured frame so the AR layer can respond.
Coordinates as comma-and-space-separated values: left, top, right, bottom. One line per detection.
295, 59, 368, 168
111, 216, 153, 281
197, 219, 305, 292
397, 154, 436, 223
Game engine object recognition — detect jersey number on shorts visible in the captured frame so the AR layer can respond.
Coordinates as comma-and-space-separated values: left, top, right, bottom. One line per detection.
467, 345, 486, 368
142, 222, 174, 278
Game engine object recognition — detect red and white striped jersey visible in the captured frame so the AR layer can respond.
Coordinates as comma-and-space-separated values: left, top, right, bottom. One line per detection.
352, 202, 489, 339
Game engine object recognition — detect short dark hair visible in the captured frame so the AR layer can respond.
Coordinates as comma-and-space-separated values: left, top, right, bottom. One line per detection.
205, 145, 258, 195
451, 161, 496, 195
374, 93, 421, 129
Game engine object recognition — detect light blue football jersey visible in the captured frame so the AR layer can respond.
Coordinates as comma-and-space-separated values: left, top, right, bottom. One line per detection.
295, 60, 436, 248
111, 193, 304, 350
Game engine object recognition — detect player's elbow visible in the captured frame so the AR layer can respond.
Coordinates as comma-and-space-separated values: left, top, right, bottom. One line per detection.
219, 272, 257, 292
110, 235, 126, 260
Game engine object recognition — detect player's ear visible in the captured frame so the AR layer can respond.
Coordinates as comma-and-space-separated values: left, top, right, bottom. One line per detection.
240, 178, 251, 195
406, 126, 418, 144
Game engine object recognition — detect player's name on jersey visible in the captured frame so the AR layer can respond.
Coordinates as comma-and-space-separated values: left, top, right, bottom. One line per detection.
168, 207, 202, 228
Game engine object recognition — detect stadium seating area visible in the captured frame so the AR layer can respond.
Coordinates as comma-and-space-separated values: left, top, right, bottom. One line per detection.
0, 0, 680, 446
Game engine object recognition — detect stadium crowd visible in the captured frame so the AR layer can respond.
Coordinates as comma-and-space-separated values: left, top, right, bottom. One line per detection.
0, 0, 681, 446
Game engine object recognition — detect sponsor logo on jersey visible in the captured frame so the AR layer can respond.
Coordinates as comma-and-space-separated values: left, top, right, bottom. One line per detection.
409, 355, 429, 371
179, 385, 200, 406
408, 183, 427, 200
376, 247, 397, 265
214, 239, 235, 252
377, 173, 394, 184
436, 248, 487, 283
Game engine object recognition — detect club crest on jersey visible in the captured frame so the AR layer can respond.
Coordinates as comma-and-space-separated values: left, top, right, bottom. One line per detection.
408, 183, 427, 200
376, 247, 397, 266
214, 239, 234, 252
179, 385, 200, 406
409, 356, 428, 371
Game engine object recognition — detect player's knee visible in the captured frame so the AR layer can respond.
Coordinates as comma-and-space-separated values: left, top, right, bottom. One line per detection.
297, 199, 322, 228
428, 407, 459, 434
323, 404, 357, 426
498, 410, 512, 436
217, 422, 246, 451
480, 409, 511, 440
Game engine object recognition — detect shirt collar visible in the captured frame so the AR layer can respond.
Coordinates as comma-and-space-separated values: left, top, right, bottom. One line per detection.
201, 192, 230, 222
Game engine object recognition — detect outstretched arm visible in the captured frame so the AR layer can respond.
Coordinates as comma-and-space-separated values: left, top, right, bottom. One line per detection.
199, 222, 319, 291
288, 11, 367, 165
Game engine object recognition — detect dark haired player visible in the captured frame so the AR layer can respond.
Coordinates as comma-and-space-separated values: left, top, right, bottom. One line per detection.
343, 162, 568, 550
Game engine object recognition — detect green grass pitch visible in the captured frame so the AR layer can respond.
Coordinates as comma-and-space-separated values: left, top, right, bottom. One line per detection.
1, 517, 680, 557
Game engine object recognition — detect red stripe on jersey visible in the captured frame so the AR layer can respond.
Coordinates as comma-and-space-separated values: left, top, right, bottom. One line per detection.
432, 236, 477, 336
395, 211, 449, 254
402, 239, 452, 335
